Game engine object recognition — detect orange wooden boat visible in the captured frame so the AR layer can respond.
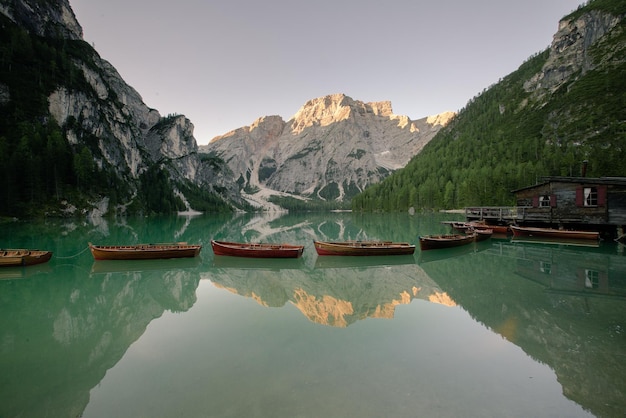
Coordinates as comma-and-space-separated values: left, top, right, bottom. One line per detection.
419, 233, 476, 251
89, 242, 201, 260
211, 240, 304, 258
0, 249, 53, 267
468, 221, 510, 235
474, 228, 493, 242
313, 240, 415, 256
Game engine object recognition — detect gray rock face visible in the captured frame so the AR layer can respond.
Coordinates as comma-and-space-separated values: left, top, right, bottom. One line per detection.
524, 9, 622, 98
1, 0, 83, 40
4, 0, 246, 214
202, 94, 453, 203
4, 0, 451, 213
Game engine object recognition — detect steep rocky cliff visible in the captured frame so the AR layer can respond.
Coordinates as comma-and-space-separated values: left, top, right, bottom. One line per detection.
1, 0, 246, 216
201, 94, 454, 208
524, 8, 623, 100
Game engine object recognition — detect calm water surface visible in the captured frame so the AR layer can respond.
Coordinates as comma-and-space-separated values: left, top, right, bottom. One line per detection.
1, 212, 625, 418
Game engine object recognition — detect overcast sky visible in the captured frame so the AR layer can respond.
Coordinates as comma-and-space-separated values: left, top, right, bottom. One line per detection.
70, 0, 583, 145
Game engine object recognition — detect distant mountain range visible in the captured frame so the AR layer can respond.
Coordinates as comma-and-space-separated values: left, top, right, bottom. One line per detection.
200, 94, 453, 210
1, 0, 622, 217
0, 0, 451, 216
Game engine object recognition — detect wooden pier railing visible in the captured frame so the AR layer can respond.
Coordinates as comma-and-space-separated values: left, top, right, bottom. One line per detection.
465, 206, 531, 222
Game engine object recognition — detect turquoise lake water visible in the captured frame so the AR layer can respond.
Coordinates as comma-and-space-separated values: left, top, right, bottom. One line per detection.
1, 212, 625, 417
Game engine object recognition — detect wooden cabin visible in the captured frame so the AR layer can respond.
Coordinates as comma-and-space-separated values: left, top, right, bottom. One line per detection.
511, 176, 626, 238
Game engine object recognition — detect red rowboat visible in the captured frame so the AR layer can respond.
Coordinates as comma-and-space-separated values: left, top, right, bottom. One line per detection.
210, 240, 304, 258
510, 226, 599, 241
468, 222, 510, 235
0, 249, 52, 267
89, 243, 202, 260
313, 240, 415, 256
418, 233, 476, 251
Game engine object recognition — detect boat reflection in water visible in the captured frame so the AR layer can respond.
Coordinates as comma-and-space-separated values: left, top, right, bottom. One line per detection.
211, 255, 305, 270
1, 212, 624, 418
0, 263, 52, 280
90, 256, 202, 274
420, 239, 626, 418
313, 254, 416, 269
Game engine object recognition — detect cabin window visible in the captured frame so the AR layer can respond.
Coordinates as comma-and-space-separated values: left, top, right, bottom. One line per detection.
585, 269, 599, 289
539, 195, 551, 207
584, 187, 598, 207
540, 261, 552, 275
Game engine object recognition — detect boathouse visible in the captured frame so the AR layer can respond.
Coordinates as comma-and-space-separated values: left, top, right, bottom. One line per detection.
510, 176, 626, 238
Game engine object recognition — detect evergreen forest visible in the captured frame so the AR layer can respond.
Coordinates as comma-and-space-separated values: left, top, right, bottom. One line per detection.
352, 0, 626, 212
0, 15, 231, 217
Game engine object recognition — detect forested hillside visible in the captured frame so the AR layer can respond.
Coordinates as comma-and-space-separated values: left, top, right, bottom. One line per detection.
0, 10, 234, 217
352, 0, 626, 212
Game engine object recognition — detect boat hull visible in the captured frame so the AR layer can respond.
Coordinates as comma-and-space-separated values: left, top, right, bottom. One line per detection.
89, 243, 202, 260
211, 240, 304, 258
0, 249, 52, 267
419, 234, 476, 251
510, 226, 599, 241
475, 229, 493, 242
446, 221, 510, 235
313, 241, 415, 256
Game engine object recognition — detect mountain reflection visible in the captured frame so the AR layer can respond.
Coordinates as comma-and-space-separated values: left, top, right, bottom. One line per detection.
419, 240, 626, 418
0, 263, 201, 418
1, 212, 624, 418
207, 257, 454, 327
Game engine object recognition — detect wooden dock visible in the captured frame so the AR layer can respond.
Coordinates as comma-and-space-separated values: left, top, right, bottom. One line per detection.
465, 206, 523, 223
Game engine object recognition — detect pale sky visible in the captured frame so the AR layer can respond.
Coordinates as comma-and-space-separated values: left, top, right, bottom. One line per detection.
70, 0, 583, 145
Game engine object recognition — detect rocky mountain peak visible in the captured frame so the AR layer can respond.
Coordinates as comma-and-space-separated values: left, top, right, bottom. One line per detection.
289, 94, 394, 134
202, 93, 454, 209
1, 0, 249, 216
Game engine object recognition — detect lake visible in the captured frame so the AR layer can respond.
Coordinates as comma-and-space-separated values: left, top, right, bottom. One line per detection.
1, 212, 625, 418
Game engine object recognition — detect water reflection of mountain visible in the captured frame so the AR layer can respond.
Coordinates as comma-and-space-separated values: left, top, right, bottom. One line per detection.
0, 264, 200, 418
206, 261, 454, 327
419, 241, 626, 418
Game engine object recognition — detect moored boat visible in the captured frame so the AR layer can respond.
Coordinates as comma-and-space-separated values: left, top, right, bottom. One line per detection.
468, 221, 510, 235
89, 242, 202, 260
418, 233, 476, 251
210, 240, 304, 258
474, 228, 493, 242
510, 226, 600, 241
448, 222, 472, 233
445, 220, 510, 235
0, 249, 53, 267
313, 240, 415, 256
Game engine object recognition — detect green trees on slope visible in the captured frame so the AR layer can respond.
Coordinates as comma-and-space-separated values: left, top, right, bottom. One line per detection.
352, 3, 626, 212
0, 14, 232, 217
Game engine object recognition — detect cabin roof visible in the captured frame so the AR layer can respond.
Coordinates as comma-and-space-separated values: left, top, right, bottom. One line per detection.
511, 176, 626, 193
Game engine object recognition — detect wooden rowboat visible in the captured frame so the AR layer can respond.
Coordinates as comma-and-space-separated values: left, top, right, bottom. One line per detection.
468, 221, 510, 235
89, 242, 202, 260
313, 240, 415, 256
0, 249, 53, 267
210, 240, 304, 258
418, 233, 476, 251
510, 226, 600, 241
474, 228, 493, 242
446, 221, 510, 235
